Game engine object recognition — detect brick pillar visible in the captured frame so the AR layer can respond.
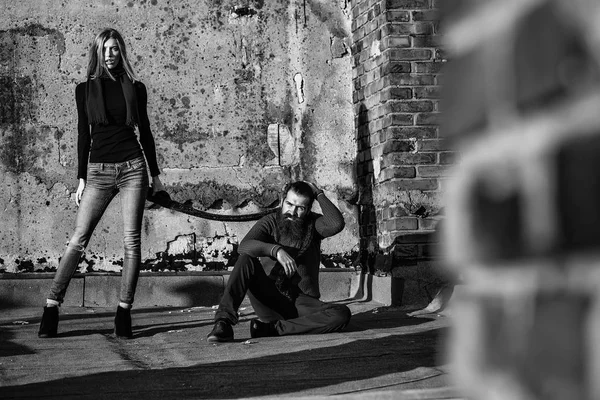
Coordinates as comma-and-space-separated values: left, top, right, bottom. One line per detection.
444, 1, 600, 399
351, 0, 447, 294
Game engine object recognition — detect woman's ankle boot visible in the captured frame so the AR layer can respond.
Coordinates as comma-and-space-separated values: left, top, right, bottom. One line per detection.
114, 306, 133, 338
38, 306, 59, 338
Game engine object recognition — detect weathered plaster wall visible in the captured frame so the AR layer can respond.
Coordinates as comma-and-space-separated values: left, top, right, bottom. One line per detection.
0, 0, 358, 273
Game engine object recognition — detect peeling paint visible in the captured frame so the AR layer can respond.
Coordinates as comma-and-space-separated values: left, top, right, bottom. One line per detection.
331, 36, 348, 58
0, 24, 66, 55
165, 180, 280, 209
294, 73, 304, 103
307, 0, 350, 38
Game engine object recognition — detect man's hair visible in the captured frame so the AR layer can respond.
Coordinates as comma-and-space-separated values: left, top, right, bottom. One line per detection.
283, 181, 315, 208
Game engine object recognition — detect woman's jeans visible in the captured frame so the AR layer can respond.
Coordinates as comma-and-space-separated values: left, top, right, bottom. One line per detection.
48, 156, 149, 305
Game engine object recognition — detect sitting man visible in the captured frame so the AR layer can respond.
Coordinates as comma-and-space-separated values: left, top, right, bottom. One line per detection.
207, 181, 351, 341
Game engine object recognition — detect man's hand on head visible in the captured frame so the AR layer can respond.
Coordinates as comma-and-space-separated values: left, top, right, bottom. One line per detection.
302, 181, 321, 197
276, 248, 297, 277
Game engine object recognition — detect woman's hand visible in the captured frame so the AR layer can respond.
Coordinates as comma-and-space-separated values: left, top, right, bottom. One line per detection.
151, 175, 166, 195
75, 179, 86, 206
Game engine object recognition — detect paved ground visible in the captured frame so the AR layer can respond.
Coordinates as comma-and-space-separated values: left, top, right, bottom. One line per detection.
0, 300, 463, 399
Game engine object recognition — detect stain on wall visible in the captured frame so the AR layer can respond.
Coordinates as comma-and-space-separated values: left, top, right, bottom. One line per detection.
0, 0, 358, 273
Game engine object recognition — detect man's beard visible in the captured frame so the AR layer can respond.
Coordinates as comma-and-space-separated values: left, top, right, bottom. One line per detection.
277, 212, 308, 246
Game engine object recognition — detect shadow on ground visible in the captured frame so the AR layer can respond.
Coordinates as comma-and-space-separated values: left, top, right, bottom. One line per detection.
2, 326, 447, 399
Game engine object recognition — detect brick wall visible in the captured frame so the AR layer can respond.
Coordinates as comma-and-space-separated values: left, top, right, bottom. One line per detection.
351, 0, 448, 303
443, 0, 600, 399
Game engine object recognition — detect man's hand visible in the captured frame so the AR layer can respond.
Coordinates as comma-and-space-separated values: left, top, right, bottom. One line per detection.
302, 181, 321, 196
75, 178, 86, 206
276, 248, 297, 277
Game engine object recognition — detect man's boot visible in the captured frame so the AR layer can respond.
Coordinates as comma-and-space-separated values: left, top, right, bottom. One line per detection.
250, 318, 278, 338
207, 319, 234, 342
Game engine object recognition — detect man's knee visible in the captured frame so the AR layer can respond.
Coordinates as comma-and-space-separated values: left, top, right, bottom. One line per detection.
328, 304, 352, 329
233, 253, 262, 275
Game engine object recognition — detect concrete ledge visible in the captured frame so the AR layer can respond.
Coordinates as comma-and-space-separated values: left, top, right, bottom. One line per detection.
0, 275, 84, 307
0, 270, 362, 308
83, 274, 226, 307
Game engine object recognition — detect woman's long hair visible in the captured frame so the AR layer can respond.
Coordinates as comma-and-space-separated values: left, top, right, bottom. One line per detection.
86, 28, 137, 82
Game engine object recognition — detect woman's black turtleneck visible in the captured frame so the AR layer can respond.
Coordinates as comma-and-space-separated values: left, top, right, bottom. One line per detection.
75, 68, 160, 180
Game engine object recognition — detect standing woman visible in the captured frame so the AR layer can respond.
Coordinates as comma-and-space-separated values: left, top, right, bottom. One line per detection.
38, 28, 165, 339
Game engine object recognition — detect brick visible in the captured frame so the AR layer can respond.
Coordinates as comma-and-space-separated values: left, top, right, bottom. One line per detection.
412, 10, 440, 21
393, 243, 419, 258
357, 13, 368, 29
383, 113, 414, 127
382, 152, 436, 166
367, 19, 379, 34
374, 3, 381, 16
385, 0, 430, 10
381, 61, 411, 75
390, 231, 434, 244
352, 3, 361, 19
412, 35, 443, 48
386, 126, 437, 140
514, 2, 593, 112
359, 48, 371, 63
367, 105, 384, 120
364, 58, 379, 72
386, 217, 419, 231
413, 62, 444, 73
358, 1, 371, 16
441, 47, 488, 137
353, 26, 366, 42
418, 138, 449, 151
365, 79, 384, 98
395, 178, 438, 190
386, 10, 410, 22
368, 118, 383, 133
382, 139, 417, 154
381, 87, 413, 101
415, 112, 440, 125
417, 165, 451, 177
368, 8, 374, 20
386, 100, 434, 113
464, 168, 525, 261
382, 23, 433, 37
418, 243, 442, 257
467, 291, 590, 400
419, 218, 441, 230
389, 73, 435, 85
414, 86, 441, 99
381, 36, 411, 50
439, 151, 457, 164
389, 206, 410, 218
379, 166, 417, 180
556, 133, 600, 252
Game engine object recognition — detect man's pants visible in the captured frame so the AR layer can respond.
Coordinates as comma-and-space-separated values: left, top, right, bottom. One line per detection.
215, 254, 351, 336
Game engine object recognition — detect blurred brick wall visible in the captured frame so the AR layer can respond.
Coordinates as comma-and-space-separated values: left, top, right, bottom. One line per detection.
351, 0, 449, 306
443, 0, 600, 399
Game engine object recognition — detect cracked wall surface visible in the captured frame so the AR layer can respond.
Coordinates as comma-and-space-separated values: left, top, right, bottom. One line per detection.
0, 0, 358, 273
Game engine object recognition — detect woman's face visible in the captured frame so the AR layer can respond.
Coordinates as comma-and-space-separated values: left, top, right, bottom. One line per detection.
103, 38, 121, 69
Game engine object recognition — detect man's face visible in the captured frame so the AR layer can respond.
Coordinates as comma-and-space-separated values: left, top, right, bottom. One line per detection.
281, 190, 311, 220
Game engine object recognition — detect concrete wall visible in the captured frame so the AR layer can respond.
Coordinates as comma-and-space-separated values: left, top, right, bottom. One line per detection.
0, 0, 358, 273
